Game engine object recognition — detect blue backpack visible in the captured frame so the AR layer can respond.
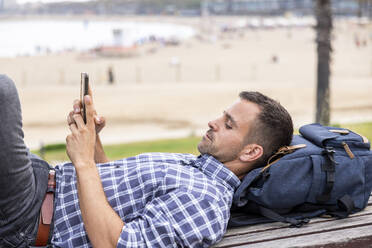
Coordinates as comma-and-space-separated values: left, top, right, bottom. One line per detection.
229, 123, 372, 227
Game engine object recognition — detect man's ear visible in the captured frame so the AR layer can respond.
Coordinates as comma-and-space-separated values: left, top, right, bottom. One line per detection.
239, 144, 263, 163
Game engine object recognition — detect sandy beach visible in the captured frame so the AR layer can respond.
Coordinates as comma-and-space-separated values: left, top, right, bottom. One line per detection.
1, 16, 371, 149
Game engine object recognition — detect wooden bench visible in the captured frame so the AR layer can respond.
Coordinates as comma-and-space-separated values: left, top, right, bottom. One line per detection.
215, 193, 372, 248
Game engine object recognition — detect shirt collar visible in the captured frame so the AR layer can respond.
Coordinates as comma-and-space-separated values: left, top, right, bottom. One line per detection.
193, 154, 241, 190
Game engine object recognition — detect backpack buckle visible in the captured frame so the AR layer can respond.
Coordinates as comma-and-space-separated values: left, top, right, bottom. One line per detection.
289, 218, 310, 228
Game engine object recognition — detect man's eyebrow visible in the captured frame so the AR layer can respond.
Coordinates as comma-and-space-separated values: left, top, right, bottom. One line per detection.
223, 111, 238, 127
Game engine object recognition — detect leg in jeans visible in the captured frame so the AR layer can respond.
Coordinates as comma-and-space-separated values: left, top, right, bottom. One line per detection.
0, 75, 49, 247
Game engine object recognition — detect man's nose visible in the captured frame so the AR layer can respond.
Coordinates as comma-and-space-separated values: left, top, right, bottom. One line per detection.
208, 120, 218, 131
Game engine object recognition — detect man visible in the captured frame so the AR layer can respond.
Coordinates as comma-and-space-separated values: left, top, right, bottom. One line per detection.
0, 74, 293, 247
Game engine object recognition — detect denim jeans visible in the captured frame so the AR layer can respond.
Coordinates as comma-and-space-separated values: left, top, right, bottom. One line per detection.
0, 75, 50, 247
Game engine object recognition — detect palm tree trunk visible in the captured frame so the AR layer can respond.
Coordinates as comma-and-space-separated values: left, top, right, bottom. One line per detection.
358, 0, 363, 18
315, 0, 332, 125
226, 0, 233, 14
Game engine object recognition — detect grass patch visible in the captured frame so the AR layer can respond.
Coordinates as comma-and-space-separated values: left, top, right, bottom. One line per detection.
33, 122, 372, 164
336, 122, 372, 142
33, 136, 201, 164
104, 136, 200, 159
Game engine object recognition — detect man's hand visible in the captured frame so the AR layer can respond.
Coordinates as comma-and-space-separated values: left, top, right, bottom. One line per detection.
67, 85, 109, 164
66, 95, 96, 168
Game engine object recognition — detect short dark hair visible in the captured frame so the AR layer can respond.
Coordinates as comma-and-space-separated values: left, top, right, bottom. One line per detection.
239, 91, 293, 167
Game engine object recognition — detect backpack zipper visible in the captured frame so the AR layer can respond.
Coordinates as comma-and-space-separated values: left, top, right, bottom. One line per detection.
342, 142, 355, 159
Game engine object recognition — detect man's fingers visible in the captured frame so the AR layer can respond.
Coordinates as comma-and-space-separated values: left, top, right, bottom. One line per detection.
67, 111, 74, 125
73, 99, 81, 113
101, 116, 106, 125
84, 95, 95, 127
94, 115, 104, 125
99, 116, 106, 127
73, 114, 85, 129
94, 115, 100, 124
85, 82, 95, 127
88, 82, 93, 99
68, 122, 78, 133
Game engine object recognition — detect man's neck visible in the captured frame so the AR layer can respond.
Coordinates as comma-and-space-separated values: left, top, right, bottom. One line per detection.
224, 159, 254, 180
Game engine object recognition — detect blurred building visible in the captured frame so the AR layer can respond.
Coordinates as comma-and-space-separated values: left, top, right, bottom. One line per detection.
206, 0, 365, 16
3, 0, 18, 9
3, 0, 372, 17
0, 0, 19, 12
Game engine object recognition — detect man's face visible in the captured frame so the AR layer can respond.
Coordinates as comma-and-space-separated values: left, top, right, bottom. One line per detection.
198, 99, 261, 163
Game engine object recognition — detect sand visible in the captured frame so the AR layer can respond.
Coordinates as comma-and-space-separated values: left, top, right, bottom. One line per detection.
1, 16, 371, 149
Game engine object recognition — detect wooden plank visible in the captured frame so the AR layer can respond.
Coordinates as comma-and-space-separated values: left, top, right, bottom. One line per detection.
308, 235, 372, 248
224, 205, 372, 237
215, 209, 372, 247
228, 225, 372, 248
216, 215, 372, 247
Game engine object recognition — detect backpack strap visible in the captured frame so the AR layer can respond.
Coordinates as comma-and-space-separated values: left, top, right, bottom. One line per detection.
258, 206, 310, 227
327, 194, 355, 218
228, 212, 275, 227
261, 144, 307, 172
316, 146, 337, 203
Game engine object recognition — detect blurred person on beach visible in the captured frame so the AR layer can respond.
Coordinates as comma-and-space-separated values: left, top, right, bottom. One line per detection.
0, 74, 293, 247
107, 66, 115, 85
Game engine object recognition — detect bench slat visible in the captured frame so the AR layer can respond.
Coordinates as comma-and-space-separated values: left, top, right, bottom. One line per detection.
215, 206, 372, 247
225, 225, 372, 248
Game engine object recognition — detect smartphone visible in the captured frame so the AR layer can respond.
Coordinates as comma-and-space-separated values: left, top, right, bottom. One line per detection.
80, 73, 89, 124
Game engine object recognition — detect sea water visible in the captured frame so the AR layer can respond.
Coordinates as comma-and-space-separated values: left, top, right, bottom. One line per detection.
0, 19, 195, 57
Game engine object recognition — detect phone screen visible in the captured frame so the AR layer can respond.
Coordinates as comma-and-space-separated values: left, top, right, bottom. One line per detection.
80, 73, 89, 124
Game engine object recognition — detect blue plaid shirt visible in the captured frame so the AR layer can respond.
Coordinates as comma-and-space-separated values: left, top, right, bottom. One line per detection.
51, 153, 240, 247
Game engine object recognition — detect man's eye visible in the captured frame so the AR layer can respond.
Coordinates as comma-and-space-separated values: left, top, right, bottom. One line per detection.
225, 123, 232, 129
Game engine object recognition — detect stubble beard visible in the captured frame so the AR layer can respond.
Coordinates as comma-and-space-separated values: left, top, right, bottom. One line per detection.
197, 130, 216, 155
197, 140, 214, 155
197, 130, 242, 163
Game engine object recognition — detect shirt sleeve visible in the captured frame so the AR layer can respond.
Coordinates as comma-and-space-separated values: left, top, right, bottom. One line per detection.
116, 189, 228, 248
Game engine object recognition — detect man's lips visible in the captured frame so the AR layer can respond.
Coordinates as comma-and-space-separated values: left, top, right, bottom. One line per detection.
205, 131, 213, 141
